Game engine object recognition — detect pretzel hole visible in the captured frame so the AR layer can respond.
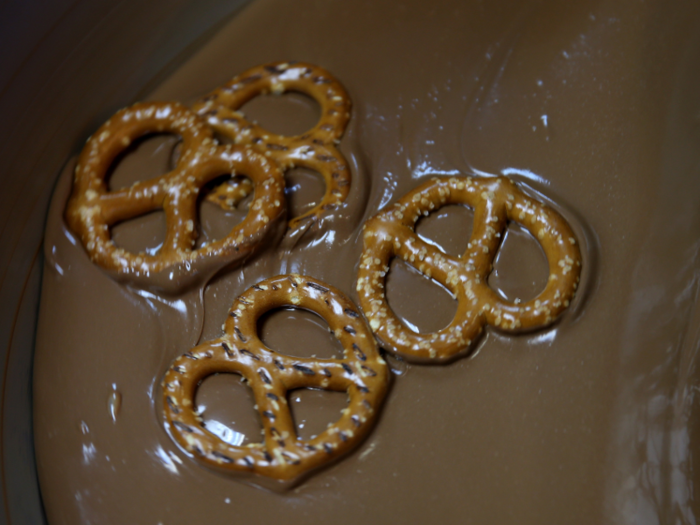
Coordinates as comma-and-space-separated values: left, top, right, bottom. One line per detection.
258, 308, 343, 359
195, 373, 262, 446
241, 92, 320, 136
197, 175, 254, 247
416, 205, 474, 257
289, 389, 348, 441
488, 223, 549, 303
285, 168, 325, 219
111, 211, 166, 255
386, 259, 457, 334
107, 133, 181, 191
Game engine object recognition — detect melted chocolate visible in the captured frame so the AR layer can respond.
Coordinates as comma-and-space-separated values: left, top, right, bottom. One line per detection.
33, 0, 700, 523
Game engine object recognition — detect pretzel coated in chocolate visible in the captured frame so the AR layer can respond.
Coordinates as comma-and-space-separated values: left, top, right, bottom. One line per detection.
65, 102, 285, 286
357, 176, 582, 362
193, 62, 351, 229
162, 275, 389, 483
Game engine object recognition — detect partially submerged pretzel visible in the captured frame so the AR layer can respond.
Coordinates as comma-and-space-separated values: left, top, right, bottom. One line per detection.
193, 62, 352, 229
357, 175, 582, 362
162, 275, 389, 484
65, 101, 285, 289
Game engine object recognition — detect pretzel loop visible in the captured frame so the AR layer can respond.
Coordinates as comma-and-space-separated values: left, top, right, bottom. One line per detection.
162, 275, 389, 483
357, 175, 582, 362
193, 62, 352, 229
65, 101, 286, 287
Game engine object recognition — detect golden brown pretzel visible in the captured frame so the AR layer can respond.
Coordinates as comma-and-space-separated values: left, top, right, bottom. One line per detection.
162, 275, 389, 484
65, 101, 285, 288
206, 176, 253, 210
192, 62, 352, 229
357, 175, 582, 362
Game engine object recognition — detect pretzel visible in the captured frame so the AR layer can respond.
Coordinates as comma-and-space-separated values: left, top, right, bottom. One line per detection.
205, 176, 254, 210
162, 274, 389, 484
65, 101, 285, 288
192, 62, 352, 229
357, 175, 582, 362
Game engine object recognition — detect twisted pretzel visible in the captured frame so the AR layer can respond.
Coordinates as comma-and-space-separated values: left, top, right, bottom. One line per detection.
357, 176, 582, 362
65, 101, 285, 288
162, 275, 389, 483
193, 62, 352, 229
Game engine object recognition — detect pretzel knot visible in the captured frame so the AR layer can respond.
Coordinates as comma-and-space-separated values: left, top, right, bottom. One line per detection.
162, 275, 390, 484
65, 101, 285, 290
357, 175, 582, 362
192, 62, 352, 230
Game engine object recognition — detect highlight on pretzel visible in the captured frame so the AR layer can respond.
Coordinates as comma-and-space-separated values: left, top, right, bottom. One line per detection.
162, 274, 389, 484
357, 175, 582, 363
65, 101, 286, 288
192, 62, 352, 230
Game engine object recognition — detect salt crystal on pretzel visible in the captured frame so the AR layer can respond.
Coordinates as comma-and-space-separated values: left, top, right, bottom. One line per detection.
206, 176, 254, 210
65, 101, 286, 292
162, 275, 389, 485
192, 62, 352, 230
357, 175, 582, 363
